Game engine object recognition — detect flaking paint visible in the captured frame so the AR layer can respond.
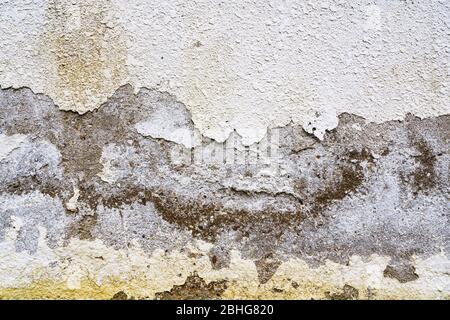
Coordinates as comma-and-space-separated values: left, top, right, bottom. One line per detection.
0, 0, 449, 300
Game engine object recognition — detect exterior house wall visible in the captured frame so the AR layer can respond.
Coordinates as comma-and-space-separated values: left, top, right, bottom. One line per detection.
0, 0, 449, 299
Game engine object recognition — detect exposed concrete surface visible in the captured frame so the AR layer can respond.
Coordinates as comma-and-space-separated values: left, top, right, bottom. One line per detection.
0, 86, 449, 299
0, 0, 449, 299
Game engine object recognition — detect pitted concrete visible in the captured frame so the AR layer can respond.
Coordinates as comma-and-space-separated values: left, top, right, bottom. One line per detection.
0, 86, 449, 298
0, 0, 449, 300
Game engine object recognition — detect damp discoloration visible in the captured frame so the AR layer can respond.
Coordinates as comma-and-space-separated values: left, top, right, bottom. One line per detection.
1, 1, 449, 143
383, 263, 419, 284
67, 214, 97, 241
309, 164, 365, 216
405, 137, 437, 195
1, 0, 449, 300
326, 285, 359, 300
111, 291, 131, 300
154, 274, 227, 300
0, 243, 448, 300
0, 85, 449, 299
41, 0, 128, 114
255, 255, 282, 285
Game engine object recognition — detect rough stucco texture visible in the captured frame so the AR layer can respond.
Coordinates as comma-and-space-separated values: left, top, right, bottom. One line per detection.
0, 0, 449, 300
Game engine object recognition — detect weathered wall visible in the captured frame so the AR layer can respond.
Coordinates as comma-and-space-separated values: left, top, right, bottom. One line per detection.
0, 0, 449, 299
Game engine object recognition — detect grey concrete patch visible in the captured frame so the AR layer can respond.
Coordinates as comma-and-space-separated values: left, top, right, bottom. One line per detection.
0, 86, 449, 283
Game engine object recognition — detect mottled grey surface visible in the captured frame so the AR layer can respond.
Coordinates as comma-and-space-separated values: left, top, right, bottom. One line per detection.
0, 86, 449, 283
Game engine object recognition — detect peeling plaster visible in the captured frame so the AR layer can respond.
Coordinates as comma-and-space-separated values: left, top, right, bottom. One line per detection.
0, 0, 450, 300
0, 85, 449, 299
1, 0, 449, 143
0, 234, 449, 299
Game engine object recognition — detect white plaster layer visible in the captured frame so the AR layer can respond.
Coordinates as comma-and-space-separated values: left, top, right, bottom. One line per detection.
1, 0, 449, 143
0, 222, 449, 299
65, 185, 79, 212
134, 96, 202, 148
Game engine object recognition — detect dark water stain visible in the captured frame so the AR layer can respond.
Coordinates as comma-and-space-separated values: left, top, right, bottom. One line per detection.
67, 214, 97, 240
42, 0, 127, 112
254, 254, 282, 284
0, 86, 449, 285
383, 263, 419, 283
409, 139, 437, 194
154, 273, 227, 300
325, 284, 359, 300
111, 291, 129, 300
310, 164, 365, 216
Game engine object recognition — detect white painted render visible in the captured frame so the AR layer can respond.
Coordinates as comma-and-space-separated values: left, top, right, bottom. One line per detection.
0, 0, 449, 300
1, 0, 449, 143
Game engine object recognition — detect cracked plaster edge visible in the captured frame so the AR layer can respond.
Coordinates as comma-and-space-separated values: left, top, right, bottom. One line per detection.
2, 84, 448, 145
